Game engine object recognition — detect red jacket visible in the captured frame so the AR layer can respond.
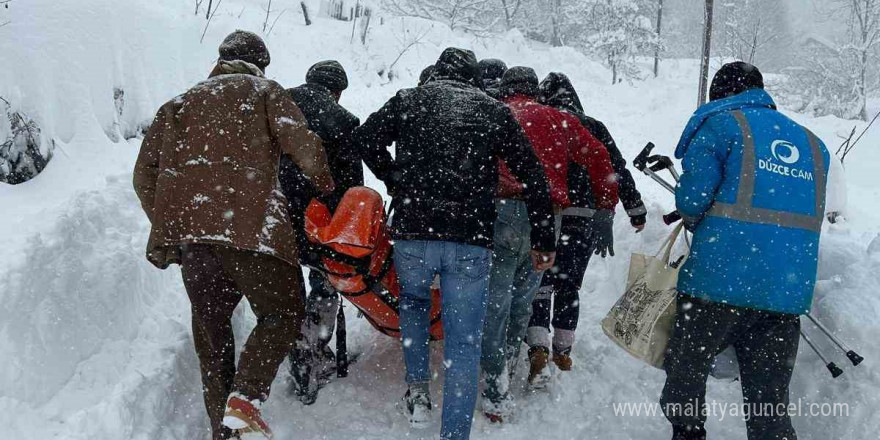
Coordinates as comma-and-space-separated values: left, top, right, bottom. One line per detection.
498, 94, 619, 209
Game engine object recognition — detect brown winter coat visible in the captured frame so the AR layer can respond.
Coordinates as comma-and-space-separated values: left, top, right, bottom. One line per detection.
133, 65, 334, 269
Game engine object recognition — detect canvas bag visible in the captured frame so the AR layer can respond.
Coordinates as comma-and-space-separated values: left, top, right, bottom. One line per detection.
601, 224, 688, 369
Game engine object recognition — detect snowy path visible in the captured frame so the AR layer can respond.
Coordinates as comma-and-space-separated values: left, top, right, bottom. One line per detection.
2, 1, 879, 438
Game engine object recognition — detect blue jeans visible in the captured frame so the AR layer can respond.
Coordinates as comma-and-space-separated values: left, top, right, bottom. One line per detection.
395, 240, 492, 440
481, 199, 544, 403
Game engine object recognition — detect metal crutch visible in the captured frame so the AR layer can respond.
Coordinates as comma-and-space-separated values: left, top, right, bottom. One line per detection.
805, 313, 864, 366
800, 327, 844, 378
633, 143, 684, 224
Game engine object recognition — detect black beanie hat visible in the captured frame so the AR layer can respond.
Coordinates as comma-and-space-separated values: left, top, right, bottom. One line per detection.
709, 61, 764, 101
434, 47, 481, 87
306, 60, 349, 92
479, 58, 508, 88
219, 30, 271, 71
500, 66, 539, 98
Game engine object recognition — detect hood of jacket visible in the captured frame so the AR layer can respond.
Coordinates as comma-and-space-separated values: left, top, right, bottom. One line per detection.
674, 88, 776, 159
538, 72, 584, 114
432, 48, 482, 88
208, 59, 265, 78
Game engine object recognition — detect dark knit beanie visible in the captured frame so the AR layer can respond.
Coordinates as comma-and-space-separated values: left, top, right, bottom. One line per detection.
709, 61, 764, 101
500, 66, 539, 98
306, 60, 349, 92
479, 58, 508, 89
434, 47, 481, 87
219, 30, 271, 71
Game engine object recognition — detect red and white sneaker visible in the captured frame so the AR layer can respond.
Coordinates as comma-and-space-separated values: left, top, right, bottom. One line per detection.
222, 393, 273, 439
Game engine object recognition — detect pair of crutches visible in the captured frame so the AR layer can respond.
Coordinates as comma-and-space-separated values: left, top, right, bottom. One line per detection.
633, 142, 864, 378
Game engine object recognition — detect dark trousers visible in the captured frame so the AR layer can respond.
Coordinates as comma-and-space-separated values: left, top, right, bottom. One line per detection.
661, 293, 800, 440
527, 216, 594, 349
181, 244, 305, 440
302, 270, 340, 348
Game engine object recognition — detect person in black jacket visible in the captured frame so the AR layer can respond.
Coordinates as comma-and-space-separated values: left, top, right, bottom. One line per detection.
353, 47, 556, 440
277, 60, 361, 405
525, 72, 648, 380
478, 58, 507, 99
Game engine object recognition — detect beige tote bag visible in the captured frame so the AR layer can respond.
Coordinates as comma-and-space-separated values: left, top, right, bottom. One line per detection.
601, 224, 688, 369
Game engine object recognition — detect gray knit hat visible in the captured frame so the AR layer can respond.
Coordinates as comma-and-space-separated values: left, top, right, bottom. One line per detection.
219, 30, 271, 71
306, 60, 349, 92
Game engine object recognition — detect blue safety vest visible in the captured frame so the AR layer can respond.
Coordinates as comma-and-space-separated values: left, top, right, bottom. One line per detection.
674, 89, 829, 314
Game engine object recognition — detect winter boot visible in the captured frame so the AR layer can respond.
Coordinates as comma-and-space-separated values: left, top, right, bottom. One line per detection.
222, 394, 273, 439
552, 346, 573, 371
402, 383, 433, 429
527, 346, 551, 389
672, 424, 707, 440
482, 393, 514, 424
288, 341, 318, 405
314, 344, 337, 385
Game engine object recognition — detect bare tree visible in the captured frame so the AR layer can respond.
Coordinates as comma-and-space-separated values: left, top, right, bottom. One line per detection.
200, 0, 223, 43
784, 0, 880, 120
262, 0, 273, 33
653, 0, 663, 77
499, 0, 523, 30
301, 1, 312, 25
383, 0, 499, 35
838, 0, 880, 120
718, 0, 788, 65
382, 21, 434, 81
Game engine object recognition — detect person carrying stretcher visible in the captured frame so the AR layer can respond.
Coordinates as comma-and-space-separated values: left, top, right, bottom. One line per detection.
278, 60, 361, 405
353, 48, 556, 440
480, 66, 618, 422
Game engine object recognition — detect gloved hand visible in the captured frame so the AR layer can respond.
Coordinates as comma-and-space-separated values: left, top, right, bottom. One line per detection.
682, 215, 700, 233
630, 214, 646, 232
591, 209, 615, 258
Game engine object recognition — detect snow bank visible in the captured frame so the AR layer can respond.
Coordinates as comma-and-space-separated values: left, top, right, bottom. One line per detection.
1, 1, 879, 439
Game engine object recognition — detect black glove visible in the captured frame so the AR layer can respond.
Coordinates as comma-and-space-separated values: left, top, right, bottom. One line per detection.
590, 209, 615, 258
630, 214, 646, 229
682, 215, 700, 233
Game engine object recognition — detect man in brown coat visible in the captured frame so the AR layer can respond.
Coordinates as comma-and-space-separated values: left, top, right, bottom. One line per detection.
133, 30, 334, 440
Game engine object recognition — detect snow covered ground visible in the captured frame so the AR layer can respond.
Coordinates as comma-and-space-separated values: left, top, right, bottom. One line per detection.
1, 1, 879, 439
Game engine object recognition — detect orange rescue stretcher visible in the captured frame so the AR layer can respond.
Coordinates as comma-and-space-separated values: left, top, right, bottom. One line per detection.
302, 186, 444, 340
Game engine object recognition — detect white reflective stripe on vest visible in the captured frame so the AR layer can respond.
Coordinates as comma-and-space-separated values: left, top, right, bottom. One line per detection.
706, 110, 826, 232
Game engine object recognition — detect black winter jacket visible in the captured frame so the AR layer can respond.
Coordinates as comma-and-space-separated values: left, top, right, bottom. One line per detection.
279, 83, 362, 214
354, 71, 556, 251
539, 73, 645, 216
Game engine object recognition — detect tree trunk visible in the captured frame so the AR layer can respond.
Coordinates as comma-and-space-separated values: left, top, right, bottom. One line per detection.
697, 0, 715, 106
859, 3, 870, 121
654, 0, 664, 77
206, 0, 213, 19
301, 1, 311, 26
550, 0, 563, 46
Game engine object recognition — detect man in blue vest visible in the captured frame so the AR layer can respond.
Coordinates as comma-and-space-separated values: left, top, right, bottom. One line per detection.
661, 62, 829, 440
